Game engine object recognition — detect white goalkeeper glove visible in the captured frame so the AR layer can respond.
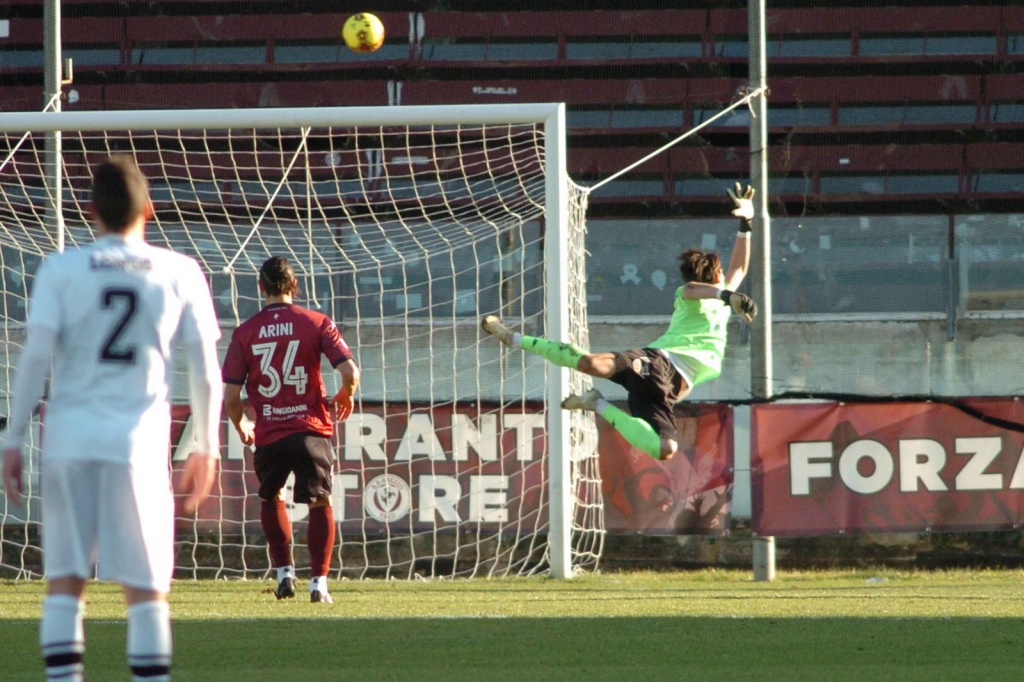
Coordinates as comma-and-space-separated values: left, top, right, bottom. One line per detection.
719, 289, 758, 323
726, 182, 755, 231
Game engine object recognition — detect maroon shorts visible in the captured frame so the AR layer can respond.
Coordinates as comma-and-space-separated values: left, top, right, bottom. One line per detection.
253, 432, 334, 504
608, 348, 687, 442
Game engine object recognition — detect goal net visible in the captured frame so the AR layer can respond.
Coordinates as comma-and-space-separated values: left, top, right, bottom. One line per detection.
0, 104, 603, 580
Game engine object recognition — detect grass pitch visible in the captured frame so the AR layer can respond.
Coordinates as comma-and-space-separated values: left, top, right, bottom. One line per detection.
3, 569, 1024, 681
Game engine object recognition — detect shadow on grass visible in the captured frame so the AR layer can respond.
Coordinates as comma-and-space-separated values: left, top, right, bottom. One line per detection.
4, 616, 1023, 681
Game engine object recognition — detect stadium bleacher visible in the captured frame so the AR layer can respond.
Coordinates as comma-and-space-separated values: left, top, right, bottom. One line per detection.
3, 2, 1023, 218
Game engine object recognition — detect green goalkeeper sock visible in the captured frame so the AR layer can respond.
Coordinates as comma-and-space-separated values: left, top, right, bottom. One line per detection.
598, 403, 663, 460
519, 335, 586, 370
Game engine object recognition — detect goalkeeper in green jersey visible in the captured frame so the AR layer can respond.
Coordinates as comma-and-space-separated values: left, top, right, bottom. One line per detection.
481, 183, 758, 462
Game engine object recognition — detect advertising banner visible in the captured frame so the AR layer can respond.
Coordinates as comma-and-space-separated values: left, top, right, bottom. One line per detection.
332, 401, 547, 532
598, 402, 733, 535
166, 400, 733, 536
170, 402, 547, 533
752, 400, 1024, 536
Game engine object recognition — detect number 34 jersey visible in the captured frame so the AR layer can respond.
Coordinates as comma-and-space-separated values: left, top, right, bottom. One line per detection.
27, 234, 221, 464
222, 302, 352, 446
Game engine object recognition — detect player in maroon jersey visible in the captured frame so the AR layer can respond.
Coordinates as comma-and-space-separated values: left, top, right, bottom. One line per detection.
222, 256, 360, 604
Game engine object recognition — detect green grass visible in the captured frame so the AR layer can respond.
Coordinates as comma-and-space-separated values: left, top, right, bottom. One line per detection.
3, 569, 1024, 680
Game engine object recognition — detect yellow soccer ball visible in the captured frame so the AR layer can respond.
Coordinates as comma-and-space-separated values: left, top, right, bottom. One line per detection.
342, 13, 385, 54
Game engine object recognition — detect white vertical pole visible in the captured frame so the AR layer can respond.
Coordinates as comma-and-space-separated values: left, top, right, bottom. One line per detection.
753, 535, 776, 581
545, 105, 573, 579
748, 0, 776, 581
43, 0, 64, 253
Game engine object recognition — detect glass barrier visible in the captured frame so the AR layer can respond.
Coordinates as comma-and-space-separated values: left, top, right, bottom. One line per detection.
590, 180, 665, 197
486, 43, 557, 61
2, 49, 43, 68
973, 173, 1024, 192
566, 41, 702, 60
820, 174, 959, 195
860, 35, 997, 56
585, 216, 957, 316
839, 105, 978, 126
64, 49, 121, 66
955, 214, 1024, 311
769, 37, 852, 58
990, 104, 1024, 123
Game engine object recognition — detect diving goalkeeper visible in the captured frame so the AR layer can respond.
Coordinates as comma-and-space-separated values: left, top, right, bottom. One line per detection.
482, 183, 758, 461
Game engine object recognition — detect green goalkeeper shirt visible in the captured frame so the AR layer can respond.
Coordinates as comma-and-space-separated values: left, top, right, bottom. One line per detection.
648, 286, 733, 387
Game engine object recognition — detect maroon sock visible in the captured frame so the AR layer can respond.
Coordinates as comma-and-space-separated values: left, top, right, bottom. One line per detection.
307, 505, 336, 577
260, 499, 293, 568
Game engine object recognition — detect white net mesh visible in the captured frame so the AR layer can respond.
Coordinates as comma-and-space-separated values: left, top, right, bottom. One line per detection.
0, 107, 603, 579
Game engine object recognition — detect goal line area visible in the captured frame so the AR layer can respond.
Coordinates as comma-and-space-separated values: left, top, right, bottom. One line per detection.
0, 104, 603, 580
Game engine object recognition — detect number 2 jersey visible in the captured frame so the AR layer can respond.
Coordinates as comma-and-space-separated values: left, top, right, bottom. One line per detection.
221, 302, 352, 446
23, 234, 221, 467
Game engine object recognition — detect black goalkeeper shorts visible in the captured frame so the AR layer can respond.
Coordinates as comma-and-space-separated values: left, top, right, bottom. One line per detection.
608, 348, 687, 442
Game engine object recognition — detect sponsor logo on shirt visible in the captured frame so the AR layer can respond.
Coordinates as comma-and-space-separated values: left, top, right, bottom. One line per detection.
262, 404, 308, 418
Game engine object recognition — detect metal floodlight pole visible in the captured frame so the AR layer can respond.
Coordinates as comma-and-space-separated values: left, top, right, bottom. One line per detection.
43, 0, 64, 252
748, 0, 776, 582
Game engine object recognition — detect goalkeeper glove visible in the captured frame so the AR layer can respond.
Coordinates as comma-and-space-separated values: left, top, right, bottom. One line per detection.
726, 182, 755, 232
719, 289, 758, 323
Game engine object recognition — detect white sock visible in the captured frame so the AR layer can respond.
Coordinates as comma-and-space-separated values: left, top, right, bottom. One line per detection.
127, 601, 172, 682
310, 576, 328, 593
512, 332, 523, 347
595, 397, 611, 416
276, 565, 296, 582
41, 594, 85, 682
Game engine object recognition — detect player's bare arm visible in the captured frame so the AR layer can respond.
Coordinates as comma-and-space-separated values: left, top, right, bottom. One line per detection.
331, 358, 361, 422
723, 231, 752, 290
223, 383, 255, 445
178, 452, 219, 515
178, 327, 223, 514
2, 447, 24, 507
2, 322, 57, 508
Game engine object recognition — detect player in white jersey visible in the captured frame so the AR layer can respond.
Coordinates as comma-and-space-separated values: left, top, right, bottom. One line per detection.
2, 155, 222, 682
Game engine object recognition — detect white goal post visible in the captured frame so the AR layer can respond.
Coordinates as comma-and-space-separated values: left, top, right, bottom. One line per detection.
0, 103, 602, 580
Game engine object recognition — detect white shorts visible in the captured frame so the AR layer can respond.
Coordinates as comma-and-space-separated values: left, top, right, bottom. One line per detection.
41, 459, 174, 592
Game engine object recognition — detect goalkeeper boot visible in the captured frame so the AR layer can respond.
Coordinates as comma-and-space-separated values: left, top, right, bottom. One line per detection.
481, 315, 515, 346
560, 388, 602, 412
275, 576, 296, 600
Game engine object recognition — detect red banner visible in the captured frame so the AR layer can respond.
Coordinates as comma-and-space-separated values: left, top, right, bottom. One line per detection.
169, 402, 547, 533
167, 400, 734, 536
333, 402, 547, 532
598, 403, 733, 535
752, 400, 1024, 536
